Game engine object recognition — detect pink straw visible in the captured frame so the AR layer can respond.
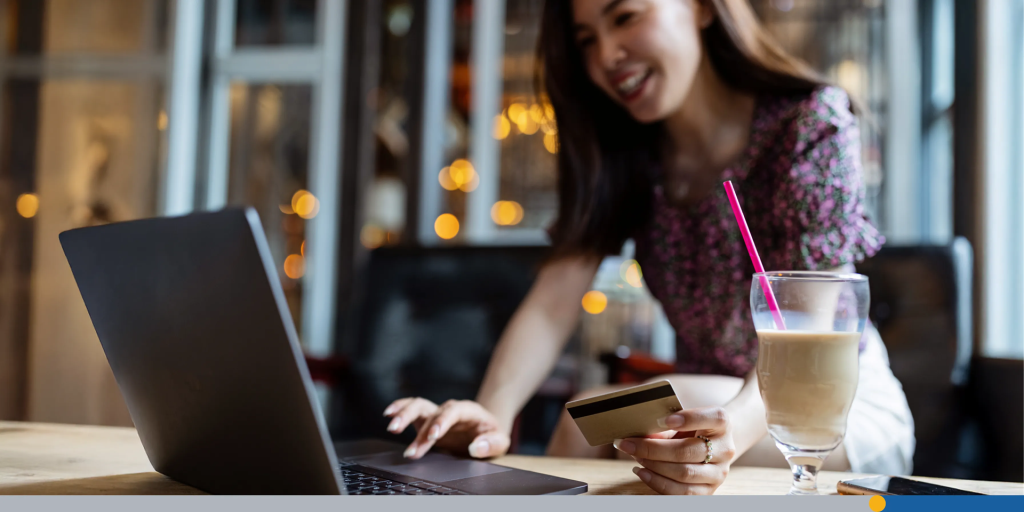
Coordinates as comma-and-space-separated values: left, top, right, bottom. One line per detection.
723, 181, 786, 330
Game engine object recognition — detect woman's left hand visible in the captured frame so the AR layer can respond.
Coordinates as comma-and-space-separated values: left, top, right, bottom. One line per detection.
613, 407, 737, 495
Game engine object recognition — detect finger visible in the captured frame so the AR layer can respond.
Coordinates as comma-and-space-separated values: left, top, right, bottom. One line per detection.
383, 398, 413, 417
468, 432, 510, 459
662, 407, 729, 434
636, 459, 725, 485
616, 436, 712, 464
643, 430, 679, 440
632, 467, 714, 495
387, 399, 437, 434
407, 403, 461, 459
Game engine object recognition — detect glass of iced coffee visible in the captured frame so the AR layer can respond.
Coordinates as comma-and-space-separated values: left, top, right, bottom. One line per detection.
750, 271, 869, 495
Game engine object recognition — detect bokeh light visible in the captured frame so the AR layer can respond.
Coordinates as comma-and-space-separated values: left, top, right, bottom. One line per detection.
360, 224, 386, 249
517, 112, 539, 135
541, 118, 557, 135
447, 159, 478, 192
493, 113, 511, 140
543, 133, 558, 154
528, 104, 544, 123
438, 166, 458, 190
434, 213, 460, 240
16, 193, 39, 218
449, 159, 475, 185
459, 172, 479, 192
490, 200, 524, 226
622, 260, 643, 288
581, 290, 608, 315
508, 103, 526, 124
291, 190, 320, 219
283, 254, 305, 279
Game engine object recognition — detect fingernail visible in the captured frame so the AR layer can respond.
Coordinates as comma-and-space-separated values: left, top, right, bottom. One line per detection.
403, 445, 417, 458
468, 441, 490, 458
614, 439, 636, 455
665, 414, 684, 429
383, 406, 395, 416
387, 418, 401, 432
428, 425, 440, 442
632, 467, 652, 483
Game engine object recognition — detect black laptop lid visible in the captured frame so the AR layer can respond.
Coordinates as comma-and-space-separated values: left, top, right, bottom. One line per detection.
59, 208, 341, 495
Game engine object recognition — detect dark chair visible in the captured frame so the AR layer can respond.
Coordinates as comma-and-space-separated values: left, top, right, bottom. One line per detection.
304, 354, 350, 387
968, 357, 1024, 482
327, 245, 558, 447
856, 238, 975, 478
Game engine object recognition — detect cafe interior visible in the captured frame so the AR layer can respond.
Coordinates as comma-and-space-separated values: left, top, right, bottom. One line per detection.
0, 0, 1021, 493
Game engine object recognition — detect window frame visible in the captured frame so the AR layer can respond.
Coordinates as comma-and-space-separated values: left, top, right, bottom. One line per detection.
197, 0, 346, 357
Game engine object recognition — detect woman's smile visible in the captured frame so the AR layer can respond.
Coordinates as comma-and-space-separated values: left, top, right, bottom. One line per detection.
611, 66, 655, 103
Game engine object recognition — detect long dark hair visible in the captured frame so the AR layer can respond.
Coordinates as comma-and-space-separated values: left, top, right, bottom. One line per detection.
539, 0, 828, 257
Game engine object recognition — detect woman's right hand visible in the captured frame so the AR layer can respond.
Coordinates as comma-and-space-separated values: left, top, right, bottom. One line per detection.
383, 397, 511, 460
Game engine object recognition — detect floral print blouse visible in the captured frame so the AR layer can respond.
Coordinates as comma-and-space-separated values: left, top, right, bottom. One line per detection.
633, 86, 884, 378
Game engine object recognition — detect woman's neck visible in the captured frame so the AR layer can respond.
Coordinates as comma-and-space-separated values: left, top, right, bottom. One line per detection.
662, 55, 756, 170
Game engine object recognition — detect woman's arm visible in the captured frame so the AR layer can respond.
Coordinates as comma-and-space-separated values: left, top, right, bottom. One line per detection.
384, 254, 600, 459
476, 255, 601, 433
723, 369, 765, 457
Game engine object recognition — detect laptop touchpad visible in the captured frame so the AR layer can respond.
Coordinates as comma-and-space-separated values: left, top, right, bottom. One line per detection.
352, 452, 513, 482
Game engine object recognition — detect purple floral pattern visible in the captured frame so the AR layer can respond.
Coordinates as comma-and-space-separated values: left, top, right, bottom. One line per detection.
633, 86, 884, 377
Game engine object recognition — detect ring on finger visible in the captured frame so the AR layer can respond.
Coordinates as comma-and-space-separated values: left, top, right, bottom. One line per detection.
696, 435, 713, 464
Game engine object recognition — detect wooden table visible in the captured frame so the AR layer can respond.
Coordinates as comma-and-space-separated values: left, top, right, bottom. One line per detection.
1, 421, 1020, 495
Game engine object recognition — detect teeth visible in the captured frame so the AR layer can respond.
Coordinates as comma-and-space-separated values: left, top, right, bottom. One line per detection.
617, 71, 648, 95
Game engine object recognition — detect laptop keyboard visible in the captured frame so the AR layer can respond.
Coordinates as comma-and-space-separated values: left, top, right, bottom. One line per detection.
341, 467, 469, 495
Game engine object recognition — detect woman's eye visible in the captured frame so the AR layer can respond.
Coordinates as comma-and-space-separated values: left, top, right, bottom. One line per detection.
576, 36, 595, 48
614, 12, 634, 26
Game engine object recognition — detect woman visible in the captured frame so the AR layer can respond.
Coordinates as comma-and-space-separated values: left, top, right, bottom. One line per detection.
383, 0, 915, 494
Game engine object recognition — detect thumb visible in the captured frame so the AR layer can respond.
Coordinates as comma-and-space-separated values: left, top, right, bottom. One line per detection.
468, 432, 510, 459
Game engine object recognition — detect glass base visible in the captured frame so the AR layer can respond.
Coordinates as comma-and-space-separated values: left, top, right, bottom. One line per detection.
774, 439, 835, 495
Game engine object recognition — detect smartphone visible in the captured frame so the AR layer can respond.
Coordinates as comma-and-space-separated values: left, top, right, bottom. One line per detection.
837, 476, 984, 496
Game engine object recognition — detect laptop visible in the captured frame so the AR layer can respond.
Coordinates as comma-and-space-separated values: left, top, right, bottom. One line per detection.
59, 208, 587, 496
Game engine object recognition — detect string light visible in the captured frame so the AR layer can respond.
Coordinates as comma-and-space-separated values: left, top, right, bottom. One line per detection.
438, 166, 459, 190
493, 112, 511, 140
622, 260, 643, 288
543, 133, 558, 154
360, 225, 386, 249
291, 190, 320, 219
16, 193, 39, 218
283, 254, 305, 279
434, 214, 460, 240
490, 201, 524, 226
581, 290, 608, 315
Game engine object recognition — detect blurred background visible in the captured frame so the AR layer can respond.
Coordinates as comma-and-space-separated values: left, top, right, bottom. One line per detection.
0, 0, 1020, 483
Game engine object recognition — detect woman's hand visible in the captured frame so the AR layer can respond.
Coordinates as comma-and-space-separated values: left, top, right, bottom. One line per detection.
613, 407, 737, 495
383, 398, 511, 460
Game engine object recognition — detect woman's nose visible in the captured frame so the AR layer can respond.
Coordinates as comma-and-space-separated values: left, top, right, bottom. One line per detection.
596, 37, 626, 70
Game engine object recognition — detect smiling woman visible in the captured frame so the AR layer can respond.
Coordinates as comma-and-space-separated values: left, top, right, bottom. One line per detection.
539, 0, 825, 257
383, 0, 913, 496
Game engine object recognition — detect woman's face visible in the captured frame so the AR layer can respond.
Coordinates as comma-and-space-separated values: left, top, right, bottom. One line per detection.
572, 0, 711, 123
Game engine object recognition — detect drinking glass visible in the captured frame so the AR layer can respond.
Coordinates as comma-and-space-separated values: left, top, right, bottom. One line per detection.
750, 271, 869, 495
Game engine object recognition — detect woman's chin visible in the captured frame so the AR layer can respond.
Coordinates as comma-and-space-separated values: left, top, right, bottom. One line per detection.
627, 105, 669, 125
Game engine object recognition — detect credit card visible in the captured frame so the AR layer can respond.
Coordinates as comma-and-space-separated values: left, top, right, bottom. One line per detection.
566, 380, 683, 447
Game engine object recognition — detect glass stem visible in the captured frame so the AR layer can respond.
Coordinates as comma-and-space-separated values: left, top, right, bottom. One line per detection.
788, 460, 821, 495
